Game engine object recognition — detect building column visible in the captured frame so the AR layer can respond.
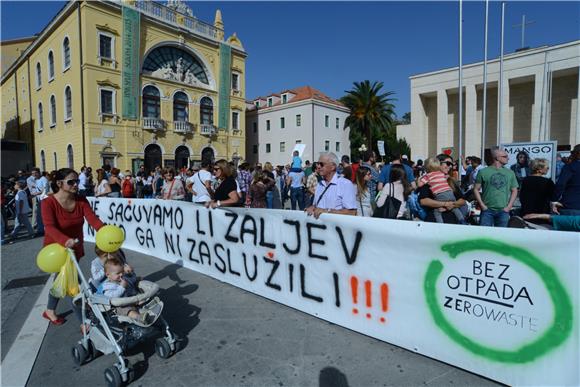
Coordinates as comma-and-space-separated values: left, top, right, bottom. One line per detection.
464, 84, 478, 156
409, 92, 424, 158
531, 70, 545, 142
437, 88, 449, 152
499, 76, 512, 144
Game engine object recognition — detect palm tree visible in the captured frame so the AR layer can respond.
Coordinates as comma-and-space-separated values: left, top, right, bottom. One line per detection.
341, 80, 396, 151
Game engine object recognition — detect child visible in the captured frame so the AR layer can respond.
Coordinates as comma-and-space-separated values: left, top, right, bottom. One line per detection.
290, 150, 302, 172
102, 257, 151, 324
9, 181, 34, 240
91, 246, 135, 287
418, 158, 465, 224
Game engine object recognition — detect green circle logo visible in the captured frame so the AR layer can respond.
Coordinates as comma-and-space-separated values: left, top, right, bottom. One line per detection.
424, 238, 573, 363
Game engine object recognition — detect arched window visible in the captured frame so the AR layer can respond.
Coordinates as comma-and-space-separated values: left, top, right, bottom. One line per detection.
50, 95, 57, 126
200, 97, 213, 125
37, 102, 44, 130
40, 150, 46, 172
48, 51, 55, 80
142, 46, 209, 85
64, 86, 72, 120
173, 92, 189, 122
67, 144, 74, 168
36, 62, 42, 88
142, 86, 160, 118
62, 37, 71, 69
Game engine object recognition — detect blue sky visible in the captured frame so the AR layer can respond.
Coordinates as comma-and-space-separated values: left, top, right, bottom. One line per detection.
2, 1, 579, 116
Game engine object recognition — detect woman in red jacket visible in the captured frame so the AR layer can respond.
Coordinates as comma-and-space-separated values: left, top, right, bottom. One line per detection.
41, 168, 104, 326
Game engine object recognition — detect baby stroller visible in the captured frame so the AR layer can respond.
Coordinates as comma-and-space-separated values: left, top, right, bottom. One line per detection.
69, 252, 177, 387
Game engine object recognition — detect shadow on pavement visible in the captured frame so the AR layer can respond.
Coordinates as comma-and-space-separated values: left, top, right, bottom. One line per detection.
126, 261, 201, 383
319, 366, 350, 387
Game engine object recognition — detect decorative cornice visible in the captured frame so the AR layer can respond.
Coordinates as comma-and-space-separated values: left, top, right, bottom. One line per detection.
95, 24, 119, 35
97, 79, 120, 89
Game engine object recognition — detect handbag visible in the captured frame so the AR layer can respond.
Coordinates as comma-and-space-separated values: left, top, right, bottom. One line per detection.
372, 183, 401, 219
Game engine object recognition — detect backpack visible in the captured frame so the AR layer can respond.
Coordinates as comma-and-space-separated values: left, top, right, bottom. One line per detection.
407, 191, 427, 220
122, 179, 134, 198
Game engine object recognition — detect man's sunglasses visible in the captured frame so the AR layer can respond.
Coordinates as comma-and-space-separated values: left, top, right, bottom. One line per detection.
65, 179, 80, 186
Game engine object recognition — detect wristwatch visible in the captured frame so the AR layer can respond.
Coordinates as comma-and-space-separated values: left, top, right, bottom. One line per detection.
217, 200, 221, 207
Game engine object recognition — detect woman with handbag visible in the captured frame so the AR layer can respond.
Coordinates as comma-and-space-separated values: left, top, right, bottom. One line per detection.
374, 165, 411, 219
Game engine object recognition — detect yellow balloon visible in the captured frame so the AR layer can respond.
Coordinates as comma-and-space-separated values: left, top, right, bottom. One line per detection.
37, 243, 68, 273
96, 225, 125, 253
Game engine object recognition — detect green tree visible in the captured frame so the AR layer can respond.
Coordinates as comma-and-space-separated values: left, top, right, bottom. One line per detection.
341, 81, 396, 152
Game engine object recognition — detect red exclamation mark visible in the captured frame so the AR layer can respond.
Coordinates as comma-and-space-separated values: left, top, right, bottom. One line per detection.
350, 276, 359, 314
380, 283, 389, 323
365, 280, 372, 319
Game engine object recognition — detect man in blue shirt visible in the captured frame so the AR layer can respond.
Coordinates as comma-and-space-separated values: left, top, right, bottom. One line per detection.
378, 154, 416, 192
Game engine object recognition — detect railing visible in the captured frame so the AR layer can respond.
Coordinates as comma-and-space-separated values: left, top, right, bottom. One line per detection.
200, 124, 216, 136
142, 117, 166, 131
125, 1, 221, 41
174, 121, 194, 134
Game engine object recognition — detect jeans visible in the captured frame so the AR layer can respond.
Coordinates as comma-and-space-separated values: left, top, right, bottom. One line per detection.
11, 213, 34, 237
35, 199, 44, 235
266, 191, 273, 209
480, 209, 510, 227
290, 187, 305, 210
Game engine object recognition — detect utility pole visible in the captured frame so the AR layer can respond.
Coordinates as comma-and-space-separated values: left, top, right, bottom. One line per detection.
458, 0, 463, 162
497, 2, 505, 145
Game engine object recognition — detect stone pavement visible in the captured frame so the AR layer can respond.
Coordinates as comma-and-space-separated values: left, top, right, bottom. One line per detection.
2, 237, 500, 386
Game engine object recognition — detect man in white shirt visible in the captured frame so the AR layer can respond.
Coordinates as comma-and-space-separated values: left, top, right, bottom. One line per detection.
306, 152, 357, 219
28, 168, 48, 236
10, 181, 34, 240
187, 162, 213, 204
78, 167, 88, 196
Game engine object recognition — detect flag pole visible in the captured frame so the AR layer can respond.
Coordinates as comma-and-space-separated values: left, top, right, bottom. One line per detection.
497, 2, 505, 146
458, 0, 463, 162
481, 0, 489, 160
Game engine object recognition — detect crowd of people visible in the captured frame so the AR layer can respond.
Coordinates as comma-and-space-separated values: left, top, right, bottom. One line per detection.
2, 143, 579, 243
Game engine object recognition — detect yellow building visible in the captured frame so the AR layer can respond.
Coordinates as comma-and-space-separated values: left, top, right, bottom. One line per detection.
1, 0, 247, 174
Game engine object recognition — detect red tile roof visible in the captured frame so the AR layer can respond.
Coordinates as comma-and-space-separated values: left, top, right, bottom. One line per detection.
247, 86, 344, 110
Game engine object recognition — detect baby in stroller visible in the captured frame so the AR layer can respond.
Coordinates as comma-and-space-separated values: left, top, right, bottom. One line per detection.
71, 246, 176, 386
91, 247, 154, 326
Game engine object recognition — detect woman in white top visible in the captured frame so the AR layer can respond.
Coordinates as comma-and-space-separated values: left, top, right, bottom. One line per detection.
355, 167, 373, 217
376, 164, 412, 219
95, 168, 111, 197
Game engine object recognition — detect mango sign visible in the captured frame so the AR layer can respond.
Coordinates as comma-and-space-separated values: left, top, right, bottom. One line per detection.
84, 198, 580, 386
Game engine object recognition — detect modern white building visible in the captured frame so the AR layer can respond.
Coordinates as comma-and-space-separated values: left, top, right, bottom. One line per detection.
245, 86, 350, 166
397, 40, 580, 161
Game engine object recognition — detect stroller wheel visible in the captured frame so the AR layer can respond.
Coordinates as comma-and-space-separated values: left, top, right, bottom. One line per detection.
155, 337, 173, 359
104, 366, 123, 387
72, 344, 88, 366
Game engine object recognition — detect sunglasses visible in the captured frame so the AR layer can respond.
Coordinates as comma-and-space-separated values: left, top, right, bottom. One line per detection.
65, 179, 80, 186
442, 161, 453, 167
213, 168, 221, 172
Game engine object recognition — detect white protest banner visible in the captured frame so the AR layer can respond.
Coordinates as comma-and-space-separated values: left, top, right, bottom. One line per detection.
377, 141, 385, 156
501, 141, 557, 180
84, 198, 579, 386
292, 144, 306, 157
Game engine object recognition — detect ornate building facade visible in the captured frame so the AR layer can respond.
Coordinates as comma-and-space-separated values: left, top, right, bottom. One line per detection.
1, 0, 247, 173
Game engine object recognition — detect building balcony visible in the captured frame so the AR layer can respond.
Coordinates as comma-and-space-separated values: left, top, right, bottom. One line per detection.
113, 0, 222, 42
142, 117, 166, 131
174, 121, 195, 134
200, 124, 216, 136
